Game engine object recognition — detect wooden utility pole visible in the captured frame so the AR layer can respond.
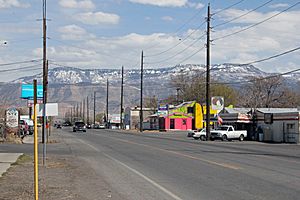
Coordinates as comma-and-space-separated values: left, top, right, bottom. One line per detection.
120, 66, 124, 129
93, 91, 96, 125
83, 99, 85, 124
206, 3, 211, 140
140, 51, 144, 132
106, 79, 109, 127
42, 0, 48, 166
87, 96, 89, 125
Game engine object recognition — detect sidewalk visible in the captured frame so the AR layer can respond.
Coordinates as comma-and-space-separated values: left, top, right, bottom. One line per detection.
0, 153, 23, 177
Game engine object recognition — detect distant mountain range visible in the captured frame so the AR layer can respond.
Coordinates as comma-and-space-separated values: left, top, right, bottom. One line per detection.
1, 63, 299, 116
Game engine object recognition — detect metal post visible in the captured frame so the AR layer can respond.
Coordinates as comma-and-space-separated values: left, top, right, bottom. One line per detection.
106, 79, 109, 128
94, 91, 96, 125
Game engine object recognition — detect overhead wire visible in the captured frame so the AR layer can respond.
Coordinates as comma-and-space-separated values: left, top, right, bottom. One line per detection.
212, 0, 246, 16
0, 63, 41, 73
0, 59, 42, 67
213, 2, 300, 41
145, 32, 206, 64
213, 0, 274, 28
145, 20, 207, 57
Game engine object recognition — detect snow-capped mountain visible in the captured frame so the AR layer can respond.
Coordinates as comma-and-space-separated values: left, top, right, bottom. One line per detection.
14, 63, 276, 85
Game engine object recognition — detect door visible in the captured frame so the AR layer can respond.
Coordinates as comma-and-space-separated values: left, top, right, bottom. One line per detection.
170, 119, 175, 129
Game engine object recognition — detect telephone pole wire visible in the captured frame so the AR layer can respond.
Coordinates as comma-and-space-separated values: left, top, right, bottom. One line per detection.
205, 3, 211, 140
140, 51, 144, 132
120, 66, 124, 129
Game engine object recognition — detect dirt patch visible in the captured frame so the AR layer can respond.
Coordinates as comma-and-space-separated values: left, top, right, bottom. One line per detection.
0, 154, 124, 200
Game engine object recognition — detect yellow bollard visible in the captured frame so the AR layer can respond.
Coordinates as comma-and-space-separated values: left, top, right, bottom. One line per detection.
33, 79, 38, 200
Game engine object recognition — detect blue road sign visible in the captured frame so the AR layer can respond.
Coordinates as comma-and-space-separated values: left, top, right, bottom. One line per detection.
21, 84, 43, 99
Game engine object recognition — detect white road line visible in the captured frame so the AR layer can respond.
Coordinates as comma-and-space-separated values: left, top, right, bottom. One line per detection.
77, 139, 183, 200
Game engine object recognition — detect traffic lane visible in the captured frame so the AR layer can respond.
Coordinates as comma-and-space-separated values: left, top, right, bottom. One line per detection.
101, 130, 300, 181
107, 129, 300, 161
80, 129, 300, 200
60, 131, 183, 200
90, 130, 300, 183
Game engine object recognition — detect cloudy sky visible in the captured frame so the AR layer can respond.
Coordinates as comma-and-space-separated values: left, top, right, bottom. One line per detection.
0, 0, 299, 81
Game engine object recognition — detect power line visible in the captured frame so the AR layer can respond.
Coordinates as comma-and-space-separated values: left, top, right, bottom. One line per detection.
145, 33, 206, 64
212, 0, 246, 16
0, 59, 42, 67
214, 2, 300, 41
212, 68, 300, 85
0, 63, 41, 73
242, 46, 300, 65
213, 0, 274, 28
146, 20, 207, 57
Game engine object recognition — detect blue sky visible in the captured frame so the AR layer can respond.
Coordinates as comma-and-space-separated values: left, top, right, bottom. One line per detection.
0, 0, 299, 81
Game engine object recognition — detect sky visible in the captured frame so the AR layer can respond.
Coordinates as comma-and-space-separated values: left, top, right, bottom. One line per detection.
0, 0, 299, 82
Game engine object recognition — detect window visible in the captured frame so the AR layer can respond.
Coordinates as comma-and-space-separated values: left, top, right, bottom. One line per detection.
287, 124, 295, 130
187, 107, 194, 114
264, 113, 273, 124
182, 119, 187, 125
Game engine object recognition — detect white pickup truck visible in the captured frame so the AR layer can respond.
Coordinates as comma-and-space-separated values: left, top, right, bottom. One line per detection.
210, 125, 247, 141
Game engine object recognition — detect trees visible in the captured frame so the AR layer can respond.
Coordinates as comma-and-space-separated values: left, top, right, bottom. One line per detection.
238, 76, 299, 108
170, 72, 238, 106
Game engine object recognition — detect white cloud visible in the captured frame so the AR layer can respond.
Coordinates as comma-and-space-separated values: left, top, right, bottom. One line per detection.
58, 25, 96, 40
187, 2, 204, 9
0, 0, 30, 9
269, 3, 289, 9
59, 0, 95, 10
129, 0, 188, 7
74, 12, 120, 25
161, 16, 173, 21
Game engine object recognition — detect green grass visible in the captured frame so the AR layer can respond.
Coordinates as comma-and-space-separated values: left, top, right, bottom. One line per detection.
11, 154, 32, 166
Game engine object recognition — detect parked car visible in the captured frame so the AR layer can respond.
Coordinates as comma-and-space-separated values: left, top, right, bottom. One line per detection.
99, 124, 105, 129
210, 125, 247, 141
19, 120, 29, 135
187, 129, 196, 137
73, 121, 86, 132
86, 124, 92, 129
192, 128, 207, 141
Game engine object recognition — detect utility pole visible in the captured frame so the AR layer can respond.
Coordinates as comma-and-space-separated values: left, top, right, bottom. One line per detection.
205, 3, 211, 140
80, 101, 82, 119
93, 91, 96, 125
42, 0, 48, 166
83, 99, 85, 124
140, 51, 144, 132
76, 103, 79, 119
87, 96, 89, 125
120, 66, 124, 129
106, 79, 109, 128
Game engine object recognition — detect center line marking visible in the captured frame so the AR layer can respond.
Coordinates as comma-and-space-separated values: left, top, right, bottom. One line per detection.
76, 139, 183, 200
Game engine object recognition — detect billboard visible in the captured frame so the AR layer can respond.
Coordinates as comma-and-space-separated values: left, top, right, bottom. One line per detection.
21, 84, 43, 99
36, 103, 59, 117
211, 96, 224, 111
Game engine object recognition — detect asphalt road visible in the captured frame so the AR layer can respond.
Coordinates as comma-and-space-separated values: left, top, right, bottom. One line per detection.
1, 128, 300, 200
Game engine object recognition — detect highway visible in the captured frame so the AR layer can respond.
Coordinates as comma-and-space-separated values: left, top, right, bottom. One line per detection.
1, 128, 300, 200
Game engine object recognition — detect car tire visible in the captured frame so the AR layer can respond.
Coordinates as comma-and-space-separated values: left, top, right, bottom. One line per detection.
200, 135, 206, 141
239, 134, 244, 141
193, 137, 199, 140
222, 134, 227, 141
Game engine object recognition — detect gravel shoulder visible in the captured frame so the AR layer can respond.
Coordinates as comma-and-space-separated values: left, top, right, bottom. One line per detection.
0, 129, 124, 200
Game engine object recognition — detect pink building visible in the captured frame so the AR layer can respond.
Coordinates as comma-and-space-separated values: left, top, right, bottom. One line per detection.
158, 113, 193, 131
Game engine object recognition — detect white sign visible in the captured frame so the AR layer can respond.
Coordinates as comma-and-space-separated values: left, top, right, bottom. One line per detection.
36, 103, 59, 117
6, 108, 19, 128
211, 96, 224, 111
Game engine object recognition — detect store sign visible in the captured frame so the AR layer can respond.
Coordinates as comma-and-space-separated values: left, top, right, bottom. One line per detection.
6, 108, 19, 128
27, 99, 43, 107
21, 84, 43, 99
211, 96, 224, 111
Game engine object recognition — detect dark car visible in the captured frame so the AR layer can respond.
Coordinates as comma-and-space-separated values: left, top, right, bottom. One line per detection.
73, 121, 86, 132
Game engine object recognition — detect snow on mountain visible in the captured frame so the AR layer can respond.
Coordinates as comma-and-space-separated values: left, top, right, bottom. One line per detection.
12, 64, 298, 87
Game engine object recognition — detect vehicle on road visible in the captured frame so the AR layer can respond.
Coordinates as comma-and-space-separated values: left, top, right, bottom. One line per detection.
187, 129, 196, 137
73, 121, 86, 132
210, 125, 247, 141
192, 128, 207, 141
56, 124, 62, 129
